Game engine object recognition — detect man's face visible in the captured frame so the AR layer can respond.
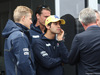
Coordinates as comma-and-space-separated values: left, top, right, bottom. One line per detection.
23, 13, 33, 29
37, 9, 51, 26
49, 21, 61, 34
96, 12, 100, 26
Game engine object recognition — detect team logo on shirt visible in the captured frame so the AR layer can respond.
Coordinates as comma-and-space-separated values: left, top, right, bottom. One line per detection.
46, 43, 51, 46
32, 35, 40, 38
23, 48, 29, 55
24, 52, 29, 55
40, 51, 48, 57
57, 43, 59, 47
23, 48, 29, 51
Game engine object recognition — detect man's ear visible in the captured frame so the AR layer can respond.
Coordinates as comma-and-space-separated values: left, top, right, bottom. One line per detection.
81, 22, 85, 27
36, 14, 39, 19
21, 16, 25, 22
46, 25, 50, 30
96, 18, 98, 25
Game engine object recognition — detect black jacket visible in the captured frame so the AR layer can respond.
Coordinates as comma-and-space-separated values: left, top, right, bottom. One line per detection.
33, 35, 68, 75
68, 25, 100, 75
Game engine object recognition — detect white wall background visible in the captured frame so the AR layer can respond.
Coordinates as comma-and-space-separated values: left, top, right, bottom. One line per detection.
55, 0, 98, 18
88, 0, 98, 10
60, 0, 84, 18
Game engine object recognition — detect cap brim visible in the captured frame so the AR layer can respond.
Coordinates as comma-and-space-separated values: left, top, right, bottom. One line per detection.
59, 19, 65, 25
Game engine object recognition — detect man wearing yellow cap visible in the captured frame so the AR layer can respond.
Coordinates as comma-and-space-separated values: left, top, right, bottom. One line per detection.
33, 15, 68, 75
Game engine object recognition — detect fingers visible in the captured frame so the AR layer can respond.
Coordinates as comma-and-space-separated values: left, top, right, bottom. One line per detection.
60, 29, 64, 35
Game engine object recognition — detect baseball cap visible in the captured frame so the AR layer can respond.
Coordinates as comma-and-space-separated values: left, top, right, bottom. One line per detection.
45, 15, 65, 26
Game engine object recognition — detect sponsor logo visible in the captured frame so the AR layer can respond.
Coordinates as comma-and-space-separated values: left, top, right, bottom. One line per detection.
24, 52, 29, 55
23, 48, 29, 55
40, 51, 48, 57
32, 35, 39, 38
23, 48, 29, 51
46, 43, 51, 46
57, 43, 59, 47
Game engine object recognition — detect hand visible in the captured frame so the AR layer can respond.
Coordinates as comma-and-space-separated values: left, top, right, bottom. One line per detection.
57, 29, 64, 41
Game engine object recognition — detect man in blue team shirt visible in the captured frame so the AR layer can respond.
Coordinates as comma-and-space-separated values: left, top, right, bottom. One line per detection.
33, 15, 68, 75
29, 5, 51, 46
2, 6, 35, 75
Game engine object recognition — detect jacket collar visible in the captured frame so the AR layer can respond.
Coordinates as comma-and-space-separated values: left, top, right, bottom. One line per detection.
41, 34, 56, 41
15, 23, 28, 32
86, 25, 99, 30
30, 24, 42, 33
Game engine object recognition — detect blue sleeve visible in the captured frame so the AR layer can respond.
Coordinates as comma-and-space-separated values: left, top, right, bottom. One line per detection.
68, 35, 80, 65
12, 37, 35, 75
58, 41, 69, 63
33, 41, 62, 69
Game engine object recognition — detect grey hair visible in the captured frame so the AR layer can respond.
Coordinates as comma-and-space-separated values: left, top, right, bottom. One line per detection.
79, 8, 96, 25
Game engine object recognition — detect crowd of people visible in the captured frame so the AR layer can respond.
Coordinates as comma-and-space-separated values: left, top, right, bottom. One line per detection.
2, 4, 100, 75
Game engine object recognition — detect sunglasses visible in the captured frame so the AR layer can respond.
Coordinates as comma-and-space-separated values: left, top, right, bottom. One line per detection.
35, 5, 50, 15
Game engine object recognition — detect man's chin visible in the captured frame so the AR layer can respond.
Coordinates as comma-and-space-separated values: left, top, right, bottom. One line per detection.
56, 32, 60, 34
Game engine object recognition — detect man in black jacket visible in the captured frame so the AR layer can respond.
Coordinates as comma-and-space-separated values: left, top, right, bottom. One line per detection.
33, 15, 68, 75
68, 8, 100, 75
29, 5, 51, 45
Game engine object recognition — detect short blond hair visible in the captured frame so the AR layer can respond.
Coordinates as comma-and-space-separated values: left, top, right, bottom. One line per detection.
13, 6, 33, 22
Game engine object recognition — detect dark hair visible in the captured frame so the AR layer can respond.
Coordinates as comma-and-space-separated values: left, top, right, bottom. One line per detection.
33, 5, 51, 25
33, 5, 51, 24
44, 22, 52, 33
35, 5, 51, 16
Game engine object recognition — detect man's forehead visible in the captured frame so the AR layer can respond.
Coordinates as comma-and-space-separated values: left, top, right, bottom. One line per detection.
41, 9, 51, 14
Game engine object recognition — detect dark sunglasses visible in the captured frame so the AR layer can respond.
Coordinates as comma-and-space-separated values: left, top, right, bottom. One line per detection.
35, 5, 50, 15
